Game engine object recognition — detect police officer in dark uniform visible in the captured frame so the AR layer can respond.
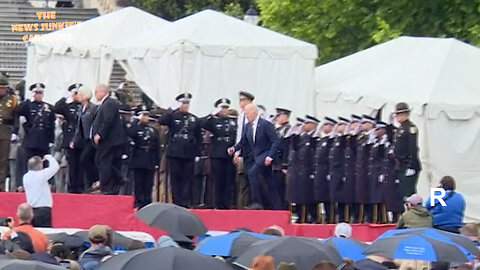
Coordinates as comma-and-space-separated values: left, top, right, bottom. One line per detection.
158, 93, 202, 207
0, 76, 19, 191
385, 122, 403, 222
272, 107, 291, 209
328, 117, 349, 224
341, 114, 362, 223
368, 120, 389, 223
18, 83, 55, 161
201, 98, 237, 209
127, 106, 159, 209
393, 102, 421, 201
54, 83, 82, 193
355, 114, 376, 223
286, 115, 318, 223
312, 117, 336, 223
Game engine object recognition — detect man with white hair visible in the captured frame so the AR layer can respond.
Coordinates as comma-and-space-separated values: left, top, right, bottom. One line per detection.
23, 154, 59, 227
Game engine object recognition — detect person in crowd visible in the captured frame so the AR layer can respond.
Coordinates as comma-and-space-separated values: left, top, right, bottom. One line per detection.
53, 83, 82, 193
234, 91, 255, 209
249, 255, 275, 270
460, 223, 480, 246
277, 262, 297, 270
22, 154, 59, 227
355, 114, 375, 223
313, 117, 336, 224
1, 203, 49, 253
286, 115, 318, 222
228, 103, 281, 210
429, 261, 450, 270
17, 83, 55, 168
91, 84, 128, 195
126, 106, 159, 209
425, 176, 465, 233
355, 255, 396, 270
328, 116, 349, 223
369, 120, 389, 223
78, 225, 114, 270
311, 261, 337, 270
201, 98, 237, 209
0, 75, 19, 191
272, 107, 291, 210
72, 86, 99, 192
334, 222, 352, 238
396, 193, 432, 229
392, 102, 421, 200
261, 225, 285, 237
157, 235, 180, 248
384, 119, 404, 223
157, 93, 202, 207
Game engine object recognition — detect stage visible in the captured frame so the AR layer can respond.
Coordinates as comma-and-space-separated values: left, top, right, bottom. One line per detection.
0, 192, 394, 241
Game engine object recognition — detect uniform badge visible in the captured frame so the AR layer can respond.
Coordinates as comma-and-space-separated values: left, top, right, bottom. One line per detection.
335, 142, 340, 146
410, 126, 417, 134
306, 142, 310, 146
230, 120, 236, 126
190, 116, 196, 122
322, 142, 327, 147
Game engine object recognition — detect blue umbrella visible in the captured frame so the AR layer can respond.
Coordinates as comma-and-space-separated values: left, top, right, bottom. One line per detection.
195, 232, 275, 257
322, 237, 368, 261
364, 234, 470, 262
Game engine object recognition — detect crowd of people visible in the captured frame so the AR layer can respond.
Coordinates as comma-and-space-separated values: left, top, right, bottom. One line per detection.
0, 73, 426, 225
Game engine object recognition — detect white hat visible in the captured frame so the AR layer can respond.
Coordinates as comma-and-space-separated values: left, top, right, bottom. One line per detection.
334, 222, 352, 238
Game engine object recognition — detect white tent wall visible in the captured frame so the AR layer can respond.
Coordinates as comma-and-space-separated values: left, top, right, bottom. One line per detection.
26, 45, 114, 103
120, 47, 316, 116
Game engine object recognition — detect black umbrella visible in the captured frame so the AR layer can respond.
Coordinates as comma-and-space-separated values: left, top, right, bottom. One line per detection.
98, 247, 232, 270
135, 203, 207, 236
0, 260, 66, 270
73, 230, 135, 249
46, 233, 85, 249
234, 236, 343, 270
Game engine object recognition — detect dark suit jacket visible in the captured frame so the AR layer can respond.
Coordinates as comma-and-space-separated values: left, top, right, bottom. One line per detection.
73, 102, 97, 148
91, 96, 127, 149
233, 117, 280, 166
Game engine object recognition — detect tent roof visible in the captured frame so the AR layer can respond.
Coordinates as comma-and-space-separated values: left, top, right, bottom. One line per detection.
316, 36, 480, 119
30, 7, 170, 57
113, 9, 317, 59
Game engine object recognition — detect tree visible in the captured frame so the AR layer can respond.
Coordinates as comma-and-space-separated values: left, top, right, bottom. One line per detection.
256, 0, 480, 64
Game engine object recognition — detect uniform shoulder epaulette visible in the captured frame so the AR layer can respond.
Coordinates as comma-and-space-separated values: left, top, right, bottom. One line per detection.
409, 122, 418, 134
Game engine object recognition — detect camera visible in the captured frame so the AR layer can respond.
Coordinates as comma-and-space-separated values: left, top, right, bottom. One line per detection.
0, 217, 12, 227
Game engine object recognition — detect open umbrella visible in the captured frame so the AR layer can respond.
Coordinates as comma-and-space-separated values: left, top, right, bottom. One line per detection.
0, 260, 66, 270
98, 247, 232, 270
46, 232, 85, 249
234, 236, 342, 269
135, 203, 207, 236
195, 232, 275, 257
322, 237, 368, 261
376, 228, 480, 258
364, 234, 470, 262
73, 230, 135, 250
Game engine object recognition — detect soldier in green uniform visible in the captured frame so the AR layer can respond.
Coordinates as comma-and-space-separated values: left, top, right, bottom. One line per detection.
0, 75, 19, 191
393, 102, 421, 200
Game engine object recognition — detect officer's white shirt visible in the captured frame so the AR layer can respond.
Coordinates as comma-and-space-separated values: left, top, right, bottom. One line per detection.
23, 155, 60, 208
236, 110, 246, 144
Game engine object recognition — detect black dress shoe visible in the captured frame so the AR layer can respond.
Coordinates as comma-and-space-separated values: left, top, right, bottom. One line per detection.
243, 203, 264, 210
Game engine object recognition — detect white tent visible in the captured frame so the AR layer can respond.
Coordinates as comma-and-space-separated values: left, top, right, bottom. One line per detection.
113, 9, 317, 116
315, 36, 480, 220
26, 7, 170, 103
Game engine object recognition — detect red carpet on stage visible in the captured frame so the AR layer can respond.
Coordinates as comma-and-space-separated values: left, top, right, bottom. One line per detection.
0, 192, 394, 241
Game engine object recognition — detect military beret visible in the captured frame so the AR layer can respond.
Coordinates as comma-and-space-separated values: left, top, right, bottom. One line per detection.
239, 91, 254, 101
29, 83, 45, 92
394, 102, 411, 113
68, 83, 83, 92
214, 98, 231, 108
175, 93, 192, 103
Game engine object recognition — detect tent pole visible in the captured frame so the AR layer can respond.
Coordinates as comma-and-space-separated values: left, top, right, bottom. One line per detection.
422, 104, 434, 189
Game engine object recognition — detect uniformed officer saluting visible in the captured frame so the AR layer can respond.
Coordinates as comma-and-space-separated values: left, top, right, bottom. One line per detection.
0, 76, 19, 191
158, 93, 202, 207
392, 102, 421, 200
201, 98, 237, 209
18, 83, 55, 161
54, 83, 82, 193
127, 106, 159, 209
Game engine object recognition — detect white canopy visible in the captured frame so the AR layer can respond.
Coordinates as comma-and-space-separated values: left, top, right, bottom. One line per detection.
26, 7, 170, 103
113, 9, 317, 115
316, 36, 480, 220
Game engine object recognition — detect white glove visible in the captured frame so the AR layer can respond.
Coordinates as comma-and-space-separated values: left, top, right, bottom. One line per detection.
48, 143, 54, 148
367, 131, 376, 144
66, 96, 74, 104
10, 133, 18, 142
170, 101, 181, 110
342, 176, 346, 182
405, 169, 416, 177
326, 175, 331, 181
379, 174, 384, 183
211, 107, 221, 116
394, 179, 400, 184
195, 156, 201, 162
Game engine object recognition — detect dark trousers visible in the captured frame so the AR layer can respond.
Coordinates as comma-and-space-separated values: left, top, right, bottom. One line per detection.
235, 158, 251, 208
133, 168, 154, 209
66, 147, 82, 193
396, 165, 419, 200
247, 164, 281, 209
32, 207, 52, 227
95, 145, 123, 194
80, 141, 98, 190
168, 157, 194, 208
211, 158, 235, 209
0, 139, 10, 191
273, 170, 287, 210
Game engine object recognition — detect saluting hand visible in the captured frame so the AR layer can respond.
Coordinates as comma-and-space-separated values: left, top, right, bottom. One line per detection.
94, 134, 101, 145
264, 156, 273, 166
227, 147, 235, 156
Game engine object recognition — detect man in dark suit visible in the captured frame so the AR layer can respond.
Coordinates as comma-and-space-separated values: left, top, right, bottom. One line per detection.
91, 84, 128, 194
228, 103, 281, 210
72, 86, 99, 192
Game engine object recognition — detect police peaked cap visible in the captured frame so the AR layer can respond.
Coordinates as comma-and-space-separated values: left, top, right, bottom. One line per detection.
337, 116, 350, 125
214, 98, 231, 108
304, 115, 320, 124
351, 114, 362, 122
239, 91, 255, 101
175, 93, 193, 103
276, 107, 291, 116
68, 83, 83, 92
29, 83, 45, 92
361, 114, 376, 124
323, 117, 337, 125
